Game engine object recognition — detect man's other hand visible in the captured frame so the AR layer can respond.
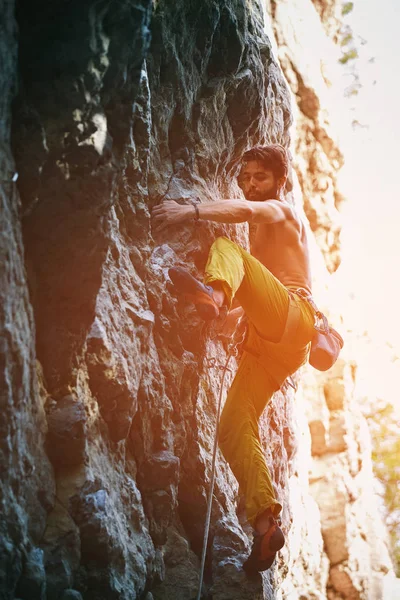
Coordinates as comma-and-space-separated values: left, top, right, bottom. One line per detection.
151, 200, 193, 234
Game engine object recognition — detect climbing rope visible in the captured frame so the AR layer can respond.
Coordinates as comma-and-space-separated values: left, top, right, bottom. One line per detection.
196, 322, 247, 600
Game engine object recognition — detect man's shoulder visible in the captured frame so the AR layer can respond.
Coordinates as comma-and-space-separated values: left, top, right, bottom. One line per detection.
280, 203, 302, 233
281, 200, 298, 219
265, 199, 296, 220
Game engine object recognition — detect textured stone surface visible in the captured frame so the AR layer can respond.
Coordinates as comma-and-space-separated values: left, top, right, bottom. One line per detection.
1, 0, 396, 599
6, 0, 293, 597
0, 1, 54, 598
306, 362, 394, 598
13, 0, 153, 396
46, 395, 87, 467
60, 591, 83, 600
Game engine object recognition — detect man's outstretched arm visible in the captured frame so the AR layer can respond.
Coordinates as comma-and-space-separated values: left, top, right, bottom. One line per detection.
151, 199, 292, 233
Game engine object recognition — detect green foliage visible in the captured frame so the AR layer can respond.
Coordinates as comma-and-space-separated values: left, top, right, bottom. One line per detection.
341, 33, 353, 47
345, 81, 362, 97
348, 88, 359, 96
367, 402, 400, 576
342, 2, 354, 16
339, 48, 359, 64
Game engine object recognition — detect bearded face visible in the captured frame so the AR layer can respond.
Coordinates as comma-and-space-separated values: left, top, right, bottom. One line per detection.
238, 160, 281, 201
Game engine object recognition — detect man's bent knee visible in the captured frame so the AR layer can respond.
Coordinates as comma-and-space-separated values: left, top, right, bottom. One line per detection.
210, 236, 239, 253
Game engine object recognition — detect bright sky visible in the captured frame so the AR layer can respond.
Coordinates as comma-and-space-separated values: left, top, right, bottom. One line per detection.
323, 0, 400, 418
333, 0, 400, 348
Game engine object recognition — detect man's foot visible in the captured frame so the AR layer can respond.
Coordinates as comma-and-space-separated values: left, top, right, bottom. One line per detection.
243, 515, 285, 574
168, 266, 220, 320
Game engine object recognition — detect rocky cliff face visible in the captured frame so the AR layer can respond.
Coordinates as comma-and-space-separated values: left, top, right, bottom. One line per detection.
0, 1, 55, 598
0, 1, 393, 599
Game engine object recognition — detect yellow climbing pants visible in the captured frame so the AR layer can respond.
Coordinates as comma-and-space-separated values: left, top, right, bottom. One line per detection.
204, 236, 315, 527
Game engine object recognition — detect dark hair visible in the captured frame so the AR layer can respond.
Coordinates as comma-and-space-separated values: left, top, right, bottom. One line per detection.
241, 144, 288, 181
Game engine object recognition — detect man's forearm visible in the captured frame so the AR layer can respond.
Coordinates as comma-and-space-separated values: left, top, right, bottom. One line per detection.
198, 200, 251, 223
194, 200, 252, 224
151, 198, 252, 234
192, 199, 287, 224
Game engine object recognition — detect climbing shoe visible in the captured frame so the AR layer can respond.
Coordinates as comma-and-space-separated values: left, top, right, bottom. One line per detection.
168, 266, 220, 320
243, 516, 285, 574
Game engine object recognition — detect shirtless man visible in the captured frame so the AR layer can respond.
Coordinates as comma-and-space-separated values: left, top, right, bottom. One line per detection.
151, 145, 316, 573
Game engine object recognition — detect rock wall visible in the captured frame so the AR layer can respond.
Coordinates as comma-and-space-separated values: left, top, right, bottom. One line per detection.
0, 0, 393, 599
0, 1, 54, 597
302, 360, 394, 600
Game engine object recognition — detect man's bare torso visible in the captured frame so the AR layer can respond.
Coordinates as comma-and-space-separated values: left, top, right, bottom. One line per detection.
249, 210, 312, 294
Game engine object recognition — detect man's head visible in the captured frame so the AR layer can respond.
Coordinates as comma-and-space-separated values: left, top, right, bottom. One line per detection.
237, 144, 288, 201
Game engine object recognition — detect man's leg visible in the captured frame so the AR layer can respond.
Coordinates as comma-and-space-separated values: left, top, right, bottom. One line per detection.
218, 351, 282, 529
204, 237, 289, 342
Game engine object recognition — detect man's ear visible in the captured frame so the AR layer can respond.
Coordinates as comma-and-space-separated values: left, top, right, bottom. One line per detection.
237, 172, 245, 191
277, 176, 286, 196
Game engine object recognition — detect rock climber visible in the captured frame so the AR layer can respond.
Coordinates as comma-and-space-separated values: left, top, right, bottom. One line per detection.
151, 144, 316, 573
